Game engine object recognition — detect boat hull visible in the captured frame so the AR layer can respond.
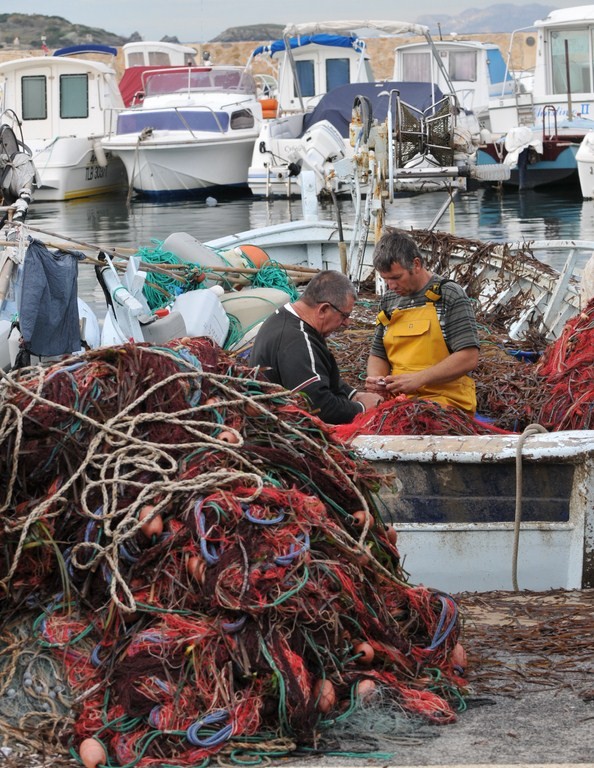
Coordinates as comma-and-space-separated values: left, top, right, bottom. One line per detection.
576, 130, 594, 198
354, 431, 594, 592
29, 137, 127, 201
105, 132, 257, 199
477, 144, 579, 190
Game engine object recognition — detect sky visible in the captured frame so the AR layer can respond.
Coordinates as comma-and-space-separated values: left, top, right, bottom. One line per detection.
6, 0, 581, 42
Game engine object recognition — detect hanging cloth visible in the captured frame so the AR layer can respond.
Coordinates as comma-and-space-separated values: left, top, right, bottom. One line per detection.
18, 239, 84, 358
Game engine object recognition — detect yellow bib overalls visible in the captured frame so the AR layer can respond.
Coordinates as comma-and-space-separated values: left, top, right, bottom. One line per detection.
377, 295, 477, 413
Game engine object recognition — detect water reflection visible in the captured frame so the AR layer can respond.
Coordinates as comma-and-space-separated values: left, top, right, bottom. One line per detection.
23, 186, 594, 306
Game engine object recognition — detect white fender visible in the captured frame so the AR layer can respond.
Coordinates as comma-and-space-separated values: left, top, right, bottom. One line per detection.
93, 138, 108, 168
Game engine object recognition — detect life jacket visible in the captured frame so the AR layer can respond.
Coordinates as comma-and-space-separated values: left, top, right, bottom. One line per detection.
376, 279, 477, 413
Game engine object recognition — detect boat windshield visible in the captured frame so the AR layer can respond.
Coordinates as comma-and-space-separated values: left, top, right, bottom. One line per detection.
142, 67, 257, 97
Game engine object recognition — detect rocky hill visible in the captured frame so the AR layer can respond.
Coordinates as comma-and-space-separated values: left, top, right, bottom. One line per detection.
0, 4, 557, 49
416, 3, 554, 34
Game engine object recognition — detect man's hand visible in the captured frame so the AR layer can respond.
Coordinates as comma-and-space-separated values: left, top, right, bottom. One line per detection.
353, 391, 384, 411
365, 375, 388, 394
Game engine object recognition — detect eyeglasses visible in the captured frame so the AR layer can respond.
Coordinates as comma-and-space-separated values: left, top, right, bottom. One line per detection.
327, 302, 351, 322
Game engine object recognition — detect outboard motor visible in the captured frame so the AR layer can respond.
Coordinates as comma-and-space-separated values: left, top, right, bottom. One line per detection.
0, 120, 38, 217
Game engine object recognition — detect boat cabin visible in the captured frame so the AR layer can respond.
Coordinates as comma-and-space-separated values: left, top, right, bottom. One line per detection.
119, 41, 200, 107
489, 5, 594, 134
0, 55, 123, 141
393, 39, 515, 125
251, 33, 374, 113
122, 41, 198, 68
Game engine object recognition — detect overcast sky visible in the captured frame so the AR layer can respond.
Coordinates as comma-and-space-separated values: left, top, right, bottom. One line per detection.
11, 1, 573, 42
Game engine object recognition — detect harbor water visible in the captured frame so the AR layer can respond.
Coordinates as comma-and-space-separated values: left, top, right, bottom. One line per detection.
23, 184, 594, 313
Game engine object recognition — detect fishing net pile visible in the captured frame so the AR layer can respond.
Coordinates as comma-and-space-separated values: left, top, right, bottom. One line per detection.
0, 340, 467, 767
534, 297, 594, 430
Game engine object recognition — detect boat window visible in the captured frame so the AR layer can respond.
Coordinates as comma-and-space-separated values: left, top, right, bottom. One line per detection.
295, 60, 315, 97
550, 29, 591, 94
400, 52, 432, 82
127, 52, 145, 67
326, 58, 350, 91
230, 109, 255, 129
21, 75, 47, 120
449, 51, 477, 82
60, 74, 89, 119
213, 71, 241, 90
148, 52, 173, 66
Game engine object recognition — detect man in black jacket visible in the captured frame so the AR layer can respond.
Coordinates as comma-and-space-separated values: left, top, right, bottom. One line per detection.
250, 270, 382, 424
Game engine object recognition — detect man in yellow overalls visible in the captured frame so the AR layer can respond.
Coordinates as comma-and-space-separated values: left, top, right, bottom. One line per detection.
365, 229, 480, 413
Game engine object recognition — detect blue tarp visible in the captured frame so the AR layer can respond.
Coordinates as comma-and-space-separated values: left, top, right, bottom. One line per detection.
302, 81, 446, 138
252, 34, 363, 58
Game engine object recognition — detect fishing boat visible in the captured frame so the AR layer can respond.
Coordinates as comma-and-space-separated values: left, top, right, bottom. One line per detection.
0, 45, 127, 201
477, 6, 594, 190
101, 63, 265, 199
246, 20, 482, 198
2, 211, 593, 594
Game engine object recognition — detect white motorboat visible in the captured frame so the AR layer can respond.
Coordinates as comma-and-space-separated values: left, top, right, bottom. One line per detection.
102, 64, 265, 199
488, 6, 594, 135
247, 20, 483, 199
0, 45, 127, 201
477, 6, 594, 190
392, 38, 519, 133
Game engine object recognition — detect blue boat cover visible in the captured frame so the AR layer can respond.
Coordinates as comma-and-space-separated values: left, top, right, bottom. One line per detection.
53, 44, 118, 57
302, 81, 446, 138
252, 34, 364, 58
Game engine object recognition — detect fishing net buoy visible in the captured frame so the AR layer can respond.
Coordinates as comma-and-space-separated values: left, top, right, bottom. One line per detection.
218, 429, 240, 444
354, 641, 374, 665
187, 555, 206, 583
356, 679, 377, 700
313, 678, 336, 713
451, 642, 467, 672
351, 510, 373, 527
139, 505, 163, 538
239, 244, 270, 268
79, 738, 106, 768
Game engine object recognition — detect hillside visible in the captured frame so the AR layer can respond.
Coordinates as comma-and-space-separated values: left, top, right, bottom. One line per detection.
0, 4, 556, 49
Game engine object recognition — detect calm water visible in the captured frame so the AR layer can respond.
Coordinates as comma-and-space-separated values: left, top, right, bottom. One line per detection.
23, 185, 594, 309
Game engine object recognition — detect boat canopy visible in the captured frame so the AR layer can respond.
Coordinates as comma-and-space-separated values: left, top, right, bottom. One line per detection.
535, 5, 594, 27
302, 80, 445, 138
283, 20, 430, 37
252, 34, 364, 59
53, 44, 118, 57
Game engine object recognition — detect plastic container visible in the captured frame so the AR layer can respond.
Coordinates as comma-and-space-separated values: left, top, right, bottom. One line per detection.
141, 310, 187, 344
172, 289, 230, 347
